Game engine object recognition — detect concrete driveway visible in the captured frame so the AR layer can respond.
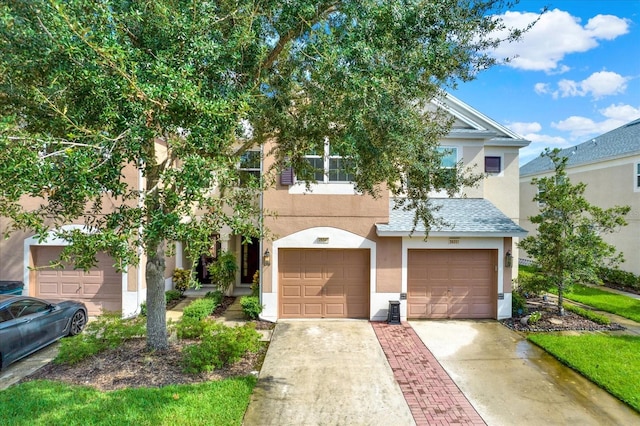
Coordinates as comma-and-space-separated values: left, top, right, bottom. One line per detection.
410, 320, 640, 426
243, 320, 415, 426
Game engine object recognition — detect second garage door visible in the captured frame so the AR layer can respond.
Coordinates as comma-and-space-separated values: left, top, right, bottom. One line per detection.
279, 249, 369, 319
33, 246, 122, 316
408, 249, 497, 319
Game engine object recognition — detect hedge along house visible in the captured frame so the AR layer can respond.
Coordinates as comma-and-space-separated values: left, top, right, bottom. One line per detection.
259, 94, 529, 322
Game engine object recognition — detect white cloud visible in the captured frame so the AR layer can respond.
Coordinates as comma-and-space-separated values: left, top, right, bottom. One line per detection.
534, 83, 550, 95
552, 103, 640, 138
536, 71, 630, 99
558, 71, 629, 99
507, 121, 542, 134
490, 9, 629, 72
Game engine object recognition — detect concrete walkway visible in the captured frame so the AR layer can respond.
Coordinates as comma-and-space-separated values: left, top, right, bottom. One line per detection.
243, 321, 415, 426
410, 320, 640, 426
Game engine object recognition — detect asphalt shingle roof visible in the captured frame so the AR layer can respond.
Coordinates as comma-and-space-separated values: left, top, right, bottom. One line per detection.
520, 118, 640, 176
376, 198, 527, 237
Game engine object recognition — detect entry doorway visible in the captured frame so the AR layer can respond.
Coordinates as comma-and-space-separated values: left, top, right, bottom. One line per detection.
240, 237, 260, 285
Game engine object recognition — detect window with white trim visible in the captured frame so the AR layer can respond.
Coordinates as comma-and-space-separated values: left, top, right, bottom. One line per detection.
303, 140, 354, 183
239, 150, 261, 186
437, 146, 458, 168
485, 156, 501, 174
635, 162, 640, 190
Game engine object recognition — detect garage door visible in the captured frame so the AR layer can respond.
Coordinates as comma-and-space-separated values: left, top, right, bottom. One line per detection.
33, 246, 122, 316
279, 249, 369, 319
407, 249, 497, 319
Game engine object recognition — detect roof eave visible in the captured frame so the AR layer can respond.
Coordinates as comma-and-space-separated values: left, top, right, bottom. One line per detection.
376, 229, 529, 238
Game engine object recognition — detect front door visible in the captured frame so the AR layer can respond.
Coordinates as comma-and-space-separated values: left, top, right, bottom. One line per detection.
240, 237, 260, 285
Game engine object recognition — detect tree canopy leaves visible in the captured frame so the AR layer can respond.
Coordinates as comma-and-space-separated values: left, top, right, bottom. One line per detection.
1, 0, 528, 348
519, 149, 630, 314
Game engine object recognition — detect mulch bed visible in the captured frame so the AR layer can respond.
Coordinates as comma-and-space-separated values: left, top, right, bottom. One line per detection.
502, 297, 625, 332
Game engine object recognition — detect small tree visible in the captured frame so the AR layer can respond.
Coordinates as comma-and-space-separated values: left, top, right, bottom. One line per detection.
519, 149, 630, 315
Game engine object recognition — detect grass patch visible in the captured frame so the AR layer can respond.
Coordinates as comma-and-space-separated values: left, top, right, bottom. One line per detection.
528, 333, 640, 412
558, 284, 640, 323
0, 377, 257, 426
563, 303, 610, 325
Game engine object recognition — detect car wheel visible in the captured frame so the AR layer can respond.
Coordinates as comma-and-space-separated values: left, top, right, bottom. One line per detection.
69, 310, 87, 336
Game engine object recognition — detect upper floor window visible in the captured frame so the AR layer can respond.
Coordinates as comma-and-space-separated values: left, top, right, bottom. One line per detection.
303, 140, 354, 183
437, 147, 458, 168
485, 156, 501, 174
635, 162, 640, 191
239, 150, 261, 186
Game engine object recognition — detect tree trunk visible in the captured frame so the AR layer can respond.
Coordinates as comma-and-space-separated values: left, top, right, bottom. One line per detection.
557, 281, 565, 316
146, 244, 168, 350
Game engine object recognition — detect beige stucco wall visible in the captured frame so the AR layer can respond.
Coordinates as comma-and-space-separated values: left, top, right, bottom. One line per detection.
520, 158, 640, 275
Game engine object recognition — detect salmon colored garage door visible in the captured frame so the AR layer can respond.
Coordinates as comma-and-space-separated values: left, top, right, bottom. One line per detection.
33, 246, 122, 316
279, 249, 369, 319
408, 249, 497, 319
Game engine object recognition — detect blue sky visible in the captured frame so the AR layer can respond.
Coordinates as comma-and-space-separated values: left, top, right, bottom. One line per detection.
452, 0, 640, 165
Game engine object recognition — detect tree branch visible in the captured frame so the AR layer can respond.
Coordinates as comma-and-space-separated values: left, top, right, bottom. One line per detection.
258, 2, 341, 76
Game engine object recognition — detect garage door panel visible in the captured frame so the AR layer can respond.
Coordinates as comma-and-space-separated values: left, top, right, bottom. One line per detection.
34, 246, 122, 316
282, 285, 302, 297
408, 249, 497, 319
304, 304, 323, 315
279, 249, 369, 319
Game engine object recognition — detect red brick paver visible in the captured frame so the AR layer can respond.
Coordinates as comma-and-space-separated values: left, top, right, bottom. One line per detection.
372, 321, 486, 426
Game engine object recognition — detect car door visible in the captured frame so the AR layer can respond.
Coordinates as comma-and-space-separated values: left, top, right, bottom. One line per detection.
0, 306, 23, 368
8, 299, 65, 356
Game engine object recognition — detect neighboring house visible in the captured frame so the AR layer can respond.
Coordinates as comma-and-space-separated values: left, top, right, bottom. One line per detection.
260, 94, 529, 322
519, 118, 640, 276
0, 94, 530, 320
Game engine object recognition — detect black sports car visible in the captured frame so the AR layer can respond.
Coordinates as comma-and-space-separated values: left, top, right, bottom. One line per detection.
0, 295, 87, 370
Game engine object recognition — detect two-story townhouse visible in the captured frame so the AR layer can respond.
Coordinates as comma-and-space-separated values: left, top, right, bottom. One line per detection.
0, 94, 529, 320
259, 94, 529, 322
520, 118, 640, 275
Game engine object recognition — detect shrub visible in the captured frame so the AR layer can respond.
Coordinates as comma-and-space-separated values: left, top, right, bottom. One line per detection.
597, 267, 640, 290
182, 323, 261, 373
240, 296, 263, 320
55, 313, 146, 365
251, 270, 260, 297
139, 301, 147, 316
528, 311, 542, 324
512, 291, 527, 316
165, 289, 182, 303
172, 268, 192, 295
564, 303, 611, 325
205, 290, 224, 305
515, 268, 550, 297
177, 317, 215, 340
208, 251, 238, 291
182, 298, 217, 321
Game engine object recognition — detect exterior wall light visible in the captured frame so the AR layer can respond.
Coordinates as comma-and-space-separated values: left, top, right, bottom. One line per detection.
263, 249, 271, 267
505, 250, 513, 268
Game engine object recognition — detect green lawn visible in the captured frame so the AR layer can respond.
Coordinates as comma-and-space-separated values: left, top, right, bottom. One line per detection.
528, 333, 640, 412
0, 377, 256, 426
561, 284, 640, 323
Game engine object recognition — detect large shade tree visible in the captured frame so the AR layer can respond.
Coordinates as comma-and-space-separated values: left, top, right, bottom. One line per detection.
519, 149, 630, 315
1, 0, 528, 349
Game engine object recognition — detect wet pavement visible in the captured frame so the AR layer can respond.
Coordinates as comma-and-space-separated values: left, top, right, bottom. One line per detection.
410, 320, 640, 426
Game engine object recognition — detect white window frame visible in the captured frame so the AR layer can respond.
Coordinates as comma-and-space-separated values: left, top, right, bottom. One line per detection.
300, 139, 354, 184
484, 155, 502, 175
437, 146, 458, 169
238, 150, 262, 185
635, 162, 640, 192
